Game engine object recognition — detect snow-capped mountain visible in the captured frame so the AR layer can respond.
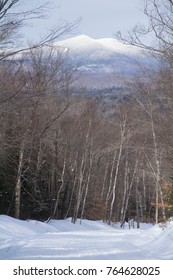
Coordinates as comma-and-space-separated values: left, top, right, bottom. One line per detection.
56, 34, 140, 55
55, 35, 152, 76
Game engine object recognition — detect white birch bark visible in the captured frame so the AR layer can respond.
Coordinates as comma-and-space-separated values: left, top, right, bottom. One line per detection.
109, 120, 126, 224
15, 139, 25, 219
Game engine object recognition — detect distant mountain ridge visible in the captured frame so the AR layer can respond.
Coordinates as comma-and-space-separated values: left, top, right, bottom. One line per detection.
56, 35, 140, 55
55, 35, 154, 76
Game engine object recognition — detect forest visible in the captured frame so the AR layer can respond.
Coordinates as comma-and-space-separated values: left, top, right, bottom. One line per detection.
0, 0, 173, 225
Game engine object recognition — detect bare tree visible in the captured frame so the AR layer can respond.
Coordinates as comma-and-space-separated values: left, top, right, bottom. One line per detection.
117, 0, 173, 64
115, 0, 173, 223
0, 0, 79, 60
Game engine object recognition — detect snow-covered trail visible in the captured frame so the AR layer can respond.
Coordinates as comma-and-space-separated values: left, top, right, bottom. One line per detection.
0, 215, 173, 260
0, 229, 155, 260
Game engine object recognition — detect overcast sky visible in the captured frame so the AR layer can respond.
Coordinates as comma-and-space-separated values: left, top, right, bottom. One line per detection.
19, 0, 147, 43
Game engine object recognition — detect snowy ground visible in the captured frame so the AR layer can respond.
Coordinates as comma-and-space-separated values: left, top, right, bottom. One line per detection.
0, 215, 173, 260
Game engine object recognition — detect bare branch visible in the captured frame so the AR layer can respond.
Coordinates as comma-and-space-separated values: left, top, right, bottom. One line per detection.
0, 0, 19, 20
0, 0, 80, 60
115, 0, 173, 64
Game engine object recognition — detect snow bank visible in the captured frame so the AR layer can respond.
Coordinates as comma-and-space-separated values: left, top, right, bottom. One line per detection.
145, 220, 173, 259
0, 215, 56, 238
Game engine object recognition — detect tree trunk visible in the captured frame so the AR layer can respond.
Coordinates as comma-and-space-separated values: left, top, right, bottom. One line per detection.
52, 151, 66, 219
80, 153, 93, 223
15, 140, 25, 219
109, 121, 126, 224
